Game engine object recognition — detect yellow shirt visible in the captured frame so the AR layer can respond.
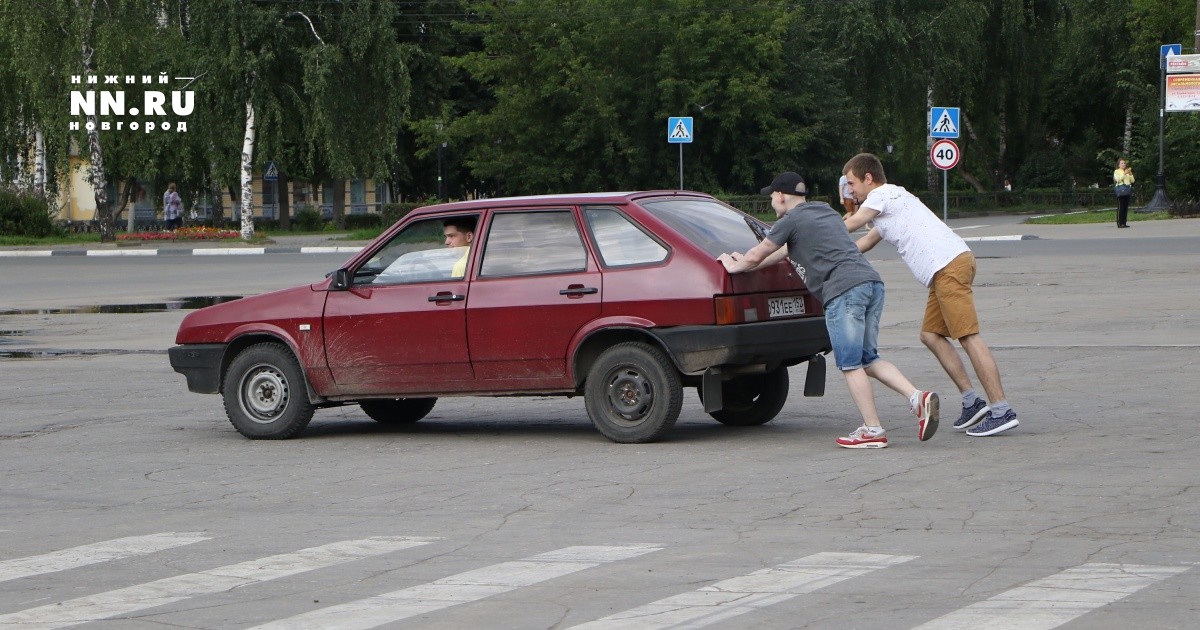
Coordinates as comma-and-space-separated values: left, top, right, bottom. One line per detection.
1113, 168, 1135, 186
451, 247, 469, 278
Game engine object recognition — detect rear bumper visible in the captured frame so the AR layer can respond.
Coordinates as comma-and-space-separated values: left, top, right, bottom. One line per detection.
168, 344, 226, 393
652, 317, 830, 374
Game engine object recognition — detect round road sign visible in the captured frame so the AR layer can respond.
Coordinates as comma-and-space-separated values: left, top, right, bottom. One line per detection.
930, 139, 960, 170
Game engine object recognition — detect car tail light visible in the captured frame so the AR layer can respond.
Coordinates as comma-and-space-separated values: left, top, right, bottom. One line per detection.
715, 295, 757, 324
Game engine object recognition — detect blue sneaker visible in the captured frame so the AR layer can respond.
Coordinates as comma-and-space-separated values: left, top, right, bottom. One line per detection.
966, 409, 1019, 436
953, 398, 991, 431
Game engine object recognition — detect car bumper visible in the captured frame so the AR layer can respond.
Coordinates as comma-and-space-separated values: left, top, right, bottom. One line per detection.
168, 344, 226, 393
653, 317, 830, 374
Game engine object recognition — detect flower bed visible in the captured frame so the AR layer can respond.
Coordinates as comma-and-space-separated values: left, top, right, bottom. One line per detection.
118, 227, 241, 241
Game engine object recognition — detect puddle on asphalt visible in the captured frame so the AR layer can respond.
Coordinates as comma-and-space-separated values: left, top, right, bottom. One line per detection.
0, 296, 241, 358
0, 296, 242, 315
0, 349, 164, 359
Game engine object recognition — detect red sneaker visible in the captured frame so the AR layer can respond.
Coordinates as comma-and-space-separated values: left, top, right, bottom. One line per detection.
836, 426, 888, 449
914, 391, 940, 441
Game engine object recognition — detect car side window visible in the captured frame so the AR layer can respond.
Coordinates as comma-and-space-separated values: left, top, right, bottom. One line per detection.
480, 211, 587, 277
584, 206, 668, 267
357, 216, 475, 285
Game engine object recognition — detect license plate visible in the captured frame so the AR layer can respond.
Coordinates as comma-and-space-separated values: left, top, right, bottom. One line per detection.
767, 296, 805, 318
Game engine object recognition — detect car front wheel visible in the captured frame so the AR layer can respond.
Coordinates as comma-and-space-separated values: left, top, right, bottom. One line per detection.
222, 343, 314, 439
360, 398, 437, 425
702, 367, 789, 426
584, 342, 682, 443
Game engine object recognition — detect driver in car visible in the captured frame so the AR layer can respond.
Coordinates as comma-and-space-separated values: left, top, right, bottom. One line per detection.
443, 217, 477, 278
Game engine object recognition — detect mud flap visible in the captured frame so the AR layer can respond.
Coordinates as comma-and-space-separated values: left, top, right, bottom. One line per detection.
803, 354, 825, 397
701, 366, 723, 413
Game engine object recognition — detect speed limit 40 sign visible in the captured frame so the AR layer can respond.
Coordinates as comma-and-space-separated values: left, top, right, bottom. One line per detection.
930, 139, 960, 170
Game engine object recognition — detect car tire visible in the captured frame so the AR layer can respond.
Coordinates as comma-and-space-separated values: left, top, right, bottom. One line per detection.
222, 343, 315, 439
584, 342, 682, 443
360, 398, 437, 425
703, 367, 789, 426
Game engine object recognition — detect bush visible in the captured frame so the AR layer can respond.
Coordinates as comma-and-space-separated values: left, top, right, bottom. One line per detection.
382, 202, 420, 227
0, 189, 57, 237
294, 206, 323, 231
343, 213, 383, 230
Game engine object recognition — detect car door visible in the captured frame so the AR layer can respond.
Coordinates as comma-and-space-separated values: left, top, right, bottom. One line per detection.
323, 215, 478, 394
466, 209, 601, 386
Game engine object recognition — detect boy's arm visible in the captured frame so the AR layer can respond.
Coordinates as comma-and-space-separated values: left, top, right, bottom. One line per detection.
719, 238, 783, 273
855, 227, 883, 253
844, 206, 878, 232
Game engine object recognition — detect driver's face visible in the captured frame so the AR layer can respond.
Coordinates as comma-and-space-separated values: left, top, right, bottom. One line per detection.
443, 227, 472, 248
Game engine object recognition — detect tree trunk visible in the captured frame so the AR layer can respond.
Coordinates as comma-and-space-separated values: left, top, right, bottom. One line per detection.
278, 171, 291, 230
1123, 97, 1134, 156
33, 129, 46, 198
332, 178, 346, 229
79, 38, 113, 242
925, 81, 937, 193
239, 99, 256, 240
208, 165, 225, 226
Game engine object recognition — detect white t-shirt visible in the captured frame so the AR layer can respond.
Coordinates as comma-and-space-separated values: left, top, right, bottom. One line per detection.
861, 183, 969, 287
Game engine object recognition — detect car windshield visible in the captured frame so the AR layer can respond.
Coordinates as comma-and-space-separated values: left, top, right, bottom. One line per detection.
638, 197, 762, 258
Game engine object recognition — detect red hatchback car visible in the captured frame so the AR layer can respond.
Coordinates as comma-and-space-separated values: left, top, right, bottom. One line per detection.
169, 191, 831, 443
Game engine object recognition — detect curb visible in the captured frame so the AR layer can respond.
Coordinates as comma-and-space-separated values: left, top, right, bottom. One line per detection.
0, 246, 365, 258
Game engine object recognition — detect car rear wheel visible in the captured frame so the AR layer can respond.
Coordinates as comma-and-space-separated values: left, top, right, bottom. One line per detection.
222, 343, 315, 439
703, 367, 789, 426
360, 398, 437, 425
584, 342, 682, 443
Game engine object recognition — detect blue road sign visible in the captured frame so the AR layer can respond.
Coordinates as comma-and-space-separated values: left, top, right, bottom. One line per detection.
929, 107, 960, 139
667, 117, 694, 144
1161, 44, 1182, 69
263, 160, 279, 181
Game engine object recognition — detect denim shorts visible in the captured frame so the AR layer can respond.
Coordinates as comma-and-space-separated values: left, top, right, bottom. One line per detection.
824, 281, 884, 371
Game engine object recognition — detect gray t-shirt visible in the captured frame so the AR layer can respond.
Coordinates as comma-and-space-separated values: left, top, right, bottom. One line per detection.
766, 200, 881, 304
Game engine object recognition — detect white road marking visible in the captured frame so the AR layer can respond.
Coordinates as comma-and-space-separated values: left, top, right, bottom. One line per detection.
0, 251, 53, 257
0, 536, 436, 630
85, 249, 157, 256
913, 563, 1190, 630
0, 532, 210, 584
953, 224, 990, 231
192, 248, 266, 255
248, 544, 663, 630
299, 246, 363, 254
963, 235, 1026, 241
569, 552, 915, 629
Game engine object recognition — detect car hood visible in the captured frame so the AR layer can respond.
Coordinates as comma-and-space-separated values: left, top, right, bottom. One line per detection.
174, 284, 327, 344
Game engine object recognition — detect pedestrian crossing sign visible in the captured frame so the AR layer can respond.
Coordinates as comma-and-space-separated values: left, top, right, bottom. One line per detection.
263, 160, 279, 181
667, 117, 693, 143
929, 107, 960, 139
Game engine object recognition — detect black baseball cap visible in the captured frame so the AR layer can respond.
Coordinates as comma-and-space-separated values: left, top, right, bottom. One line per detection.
759, 171, 808, 197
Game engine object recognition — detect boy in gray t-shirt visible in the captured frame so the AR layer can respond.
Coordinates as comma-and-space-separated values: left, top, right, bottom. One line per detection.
719, 171, 939, 448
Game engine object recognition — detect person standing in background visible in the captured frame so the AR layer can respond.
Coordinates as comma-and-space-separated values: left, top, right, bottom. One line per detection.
1113, 159, 1134, 228
837, 174, 858, 216
163, 183, 183, 231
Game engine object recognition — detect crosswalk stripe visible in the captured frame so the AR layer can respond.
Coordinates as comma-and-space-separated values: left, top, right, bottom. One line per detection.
913, 563, 1190, 630
0, 532, 210, 584
0, 536, 436, 630
569, 552, 915, 629
247, 544, 663, 630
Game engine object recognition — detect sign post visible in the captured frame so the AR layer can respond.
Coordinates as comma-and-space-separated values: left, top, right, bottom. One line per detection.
930, 139, 960, 221
667, 117, 693, 189
263, 160, 279, 220
1143, 44, 1182, 212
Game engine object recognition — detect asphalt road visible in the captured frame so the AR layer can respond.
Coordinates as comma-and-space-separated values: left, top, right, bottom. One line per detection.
1, 216, 1199, 629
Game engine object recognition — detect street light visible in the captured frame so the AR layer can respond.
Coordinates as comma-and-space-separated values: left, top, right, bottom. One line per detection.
435, 120, 445, 202
886, 143, 894, 155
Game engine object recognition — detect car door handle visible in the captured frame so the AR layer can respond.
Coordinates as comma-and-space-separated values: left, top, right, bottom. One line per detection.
559, 286, 598, 296
428, 293, 465, 302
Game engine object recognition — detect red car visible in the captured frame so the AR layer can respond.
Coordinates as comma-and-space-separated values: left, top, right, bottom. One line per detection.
169, 191, 830, 443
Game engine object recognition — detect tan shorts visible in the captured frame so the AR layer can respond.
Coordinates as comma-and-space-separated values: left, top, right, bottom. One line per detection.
922, 252, 980, 339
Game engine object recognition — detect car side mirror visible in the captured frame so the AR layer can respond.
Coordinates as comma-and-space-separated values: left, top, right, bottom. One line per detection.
331, 268, 351, 290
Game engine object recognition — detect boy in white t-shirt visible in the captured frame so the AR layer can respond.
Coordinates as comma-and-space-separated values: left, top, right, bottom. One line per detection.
840, 153, 1019, 437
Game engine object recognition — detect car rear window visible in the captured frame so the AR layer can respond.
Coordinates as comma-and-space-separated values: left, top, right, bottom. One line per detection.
638, 198, 762, 258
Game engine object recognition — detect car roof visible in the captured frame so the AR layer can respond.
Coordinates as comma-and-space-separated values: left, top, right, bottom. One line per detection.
406, 190, 715, 218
